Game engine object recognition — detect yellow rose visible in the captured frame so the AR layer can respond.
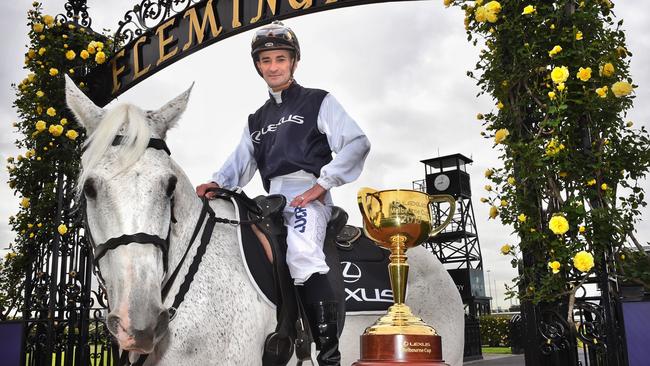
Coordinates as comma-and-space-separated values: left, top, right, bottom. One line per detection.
489, 206, 499, 219
601, 183, 608, 190
58, 224, 68, 235
485, 1, 501, 13
38, 47, 46, 56
35, 120, 46, 131
95, 51, 106, 64
496, 101, 504, 109
548, 45, 562, 57
549, 215, 569, 235
586, 179, 596, 186
21, 197, 30, 208
485, 9, 498, 23
500, 199, 507, 207
500, 244, 511, 255
494, 128, 509, 144
46, 107, 56, 116
443, 0, 453, 7
573, 251, 594, 273
548, 261, 561, 274
36, 90, 44, 97
611, 81, 633, 97
66, 130, 79, 140
595, 86, 608, 98
522, 5, 536, 15
28, 49, 36, 59
551, 66, 570, 84
477, 113, 484, 120
49, 68, 59, 76
579, 225, 586, 233
484, 169, 493, 178
480, 197, 488, 203
557, 83, 566, 92
60, 118, 68, 125
576, 67, 592, 82
42, 14, 54, 26
507, 176, 515, 185
32, 23, 44, 33
518, 214, 527, 222
48, 124, 63, 137
80, 49, 89, 59
484, 185, 493, 191
599, 63, 615, 77
65, 50, 76, 60
548, 91, 556, 100
575, 31, 583, 40
475, 6, 488, 22
95, 41, 104, 51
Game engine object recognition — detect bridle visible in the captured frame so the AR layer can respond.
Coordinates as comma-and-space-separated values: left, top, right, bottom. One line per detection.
81, 134, 264, 312
82, 135, 175, 291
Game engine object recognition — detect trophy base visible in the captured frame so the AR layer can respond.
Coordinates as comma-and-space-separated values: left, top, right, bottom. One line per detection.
351, 333, 448, 366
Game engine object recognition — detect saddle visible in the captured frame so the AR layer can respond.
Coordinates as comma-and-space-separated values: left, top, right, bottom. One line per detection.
220, 191, 347, 366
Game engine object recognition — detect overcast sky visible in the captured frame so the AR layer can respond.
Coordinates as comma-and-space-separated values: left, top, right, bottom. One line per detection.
1, 0, 648, 309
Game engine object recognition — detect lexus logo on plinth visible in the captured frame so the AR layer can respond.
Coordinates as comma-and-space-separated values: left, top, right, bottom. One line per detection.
341, 261, 362, 283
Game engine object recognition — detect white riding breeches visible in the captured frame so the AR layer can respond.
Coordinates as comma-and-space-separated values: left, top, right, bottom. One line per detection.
270, 171, 333, 284
283, 202, 332, 284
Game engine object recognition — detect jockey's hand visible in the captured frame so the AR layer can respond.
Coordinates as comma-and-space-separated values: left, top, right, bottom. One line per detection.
196, 182, 220, 199
290, 184, 326, 208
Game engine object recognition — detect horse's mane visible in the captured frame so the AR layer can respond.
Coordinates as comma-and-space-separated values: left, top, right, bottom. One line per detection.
78, 104, 151, 193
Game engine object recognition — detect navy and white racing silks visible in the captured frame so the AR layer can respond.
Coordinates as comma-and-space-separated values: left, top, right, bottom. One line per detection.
210, 81, 371, 204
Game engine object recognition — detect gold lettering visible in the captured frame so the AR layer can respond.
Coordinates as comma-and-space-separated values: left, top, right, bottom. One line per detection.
250, 0, 277, 23
183, 0, 222, 51
288, 0, 312, 9
232, 0, 242, 28
156, 17, 178, 66
132, 36, 151, 80
111, 48, 126, 94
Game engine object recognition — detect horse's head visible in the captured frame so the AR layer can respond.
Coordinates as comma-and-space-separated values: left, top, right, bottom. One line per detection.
65, 76, 192, 353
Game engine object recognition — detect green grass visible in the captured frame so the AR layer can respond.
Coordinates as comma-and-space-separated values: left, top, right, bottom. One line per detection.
25, 345, 113, 366
482, 346, 512, 354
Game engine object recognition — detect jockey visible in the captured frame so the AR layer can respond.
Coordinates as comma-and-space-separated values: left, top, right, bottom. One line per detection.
196, 21, 370, 365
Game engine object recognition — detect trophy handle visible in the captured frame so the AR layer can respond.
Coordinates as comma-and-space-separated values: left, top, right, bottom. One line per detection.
357, 187, 382, 239
429, 195, 456, 237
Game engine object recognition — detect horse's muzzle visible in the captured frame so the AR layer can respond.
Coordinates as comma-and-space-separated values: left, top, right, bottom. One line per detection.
108, 309, 170, 353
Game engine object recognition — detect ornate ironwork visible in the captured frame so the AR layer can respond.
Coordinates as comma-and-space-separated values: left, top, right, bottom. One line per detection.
114, 0, 203, 48
22, 173, 115, 366
55, 0, 92, 28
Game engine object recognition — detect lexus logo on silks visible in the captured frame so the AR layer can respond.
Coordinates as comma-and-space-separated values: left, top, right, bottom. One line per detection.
341, 261, 362, 283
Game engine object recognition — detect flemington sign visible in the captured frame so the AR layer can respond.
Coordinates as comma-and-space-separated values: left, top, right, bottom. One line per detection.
84, 0, 418, 106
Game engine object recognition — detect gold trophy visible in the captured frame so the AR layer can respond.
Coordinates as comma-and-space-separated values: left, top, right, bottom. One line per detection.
353, 188, 456, 366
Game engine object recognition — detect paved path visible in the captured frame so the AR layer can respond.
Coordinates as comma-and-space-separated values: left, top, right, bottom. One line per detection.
464, 354, 525, 365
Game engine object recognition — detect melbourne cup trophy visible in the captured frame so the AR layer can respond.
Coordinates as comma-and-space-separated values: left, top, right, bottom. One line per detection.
353, 188, 456, 366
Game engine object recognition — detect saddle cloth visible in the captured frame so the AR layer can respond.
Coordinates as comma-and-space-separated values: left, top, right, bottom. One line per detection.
230, 190, 396, 316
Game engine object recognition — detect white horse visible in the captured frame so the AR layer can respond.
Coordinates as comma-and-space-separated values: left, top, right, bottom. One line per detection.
65, 76, 464, 366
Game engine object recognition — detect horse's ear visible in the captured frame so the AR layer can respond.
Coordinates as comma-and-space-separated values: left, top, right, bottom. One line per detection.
147, 83, 193, 139
65, 74, 105, 134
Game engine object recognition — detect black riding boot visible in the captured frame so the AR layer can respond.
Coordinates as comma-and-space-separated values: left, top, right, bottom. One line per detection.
306, 301, 341, 366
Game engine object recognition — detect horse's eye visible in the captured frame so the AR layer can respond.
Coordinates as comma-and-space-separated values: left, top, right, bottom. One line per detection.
84, 178, 97, 199
166, 176, 177, 197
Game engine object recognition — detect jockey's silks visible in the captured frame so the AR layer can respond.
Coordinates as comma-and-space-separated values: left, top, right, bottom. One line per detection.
248, 82, 333, 192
